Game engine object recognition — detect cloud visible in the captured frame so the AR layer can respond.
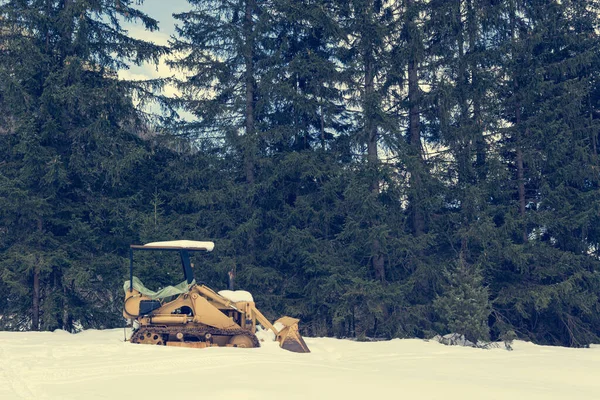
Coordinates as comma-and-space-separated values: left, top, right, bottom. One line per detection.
126, 25, 171, 46
117, 12, 196, 120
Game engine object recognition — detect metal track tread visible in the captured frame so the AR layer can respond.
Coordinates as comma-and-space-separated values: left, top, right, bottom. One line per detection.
130, 325, 260, 348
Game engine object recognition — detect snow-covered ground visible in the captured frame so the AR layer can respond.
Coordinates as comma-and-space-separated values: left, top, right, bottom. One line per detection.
0, 329, 598, 400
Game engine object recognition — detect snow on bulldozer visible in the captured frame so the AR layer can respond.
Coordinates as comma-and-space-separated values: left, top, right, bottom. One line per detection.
122, 240, 310, 353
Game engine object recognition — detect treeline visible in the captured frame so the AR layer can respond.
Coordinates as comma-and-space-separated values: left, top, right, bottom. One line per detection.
1, 0, 600, 347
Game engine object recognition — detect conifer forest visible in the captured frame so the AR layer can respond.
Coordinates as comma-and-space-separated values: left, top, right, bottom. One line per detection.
1, 0, 600, 347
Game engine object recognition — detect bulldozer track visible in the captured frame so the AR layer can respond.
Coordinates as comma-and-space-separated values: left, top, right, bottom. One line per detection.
130, 325, 260, 348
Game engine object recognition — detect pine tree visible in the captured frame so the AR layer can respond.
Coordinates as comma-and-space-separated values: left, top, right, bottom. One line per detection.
0, 0, 167, 330
169, 0, 263, 183
3, 0, 600, 346
422, 0, 506, 339
258, 0, 349, 152
434, 264, 491, 342
488, 0, 600, 345
331, 0, 398, 292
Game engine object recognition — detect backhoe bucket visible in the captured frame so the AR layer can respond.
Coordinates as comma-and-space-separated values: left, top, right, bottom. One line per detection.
274, 316, 310, 353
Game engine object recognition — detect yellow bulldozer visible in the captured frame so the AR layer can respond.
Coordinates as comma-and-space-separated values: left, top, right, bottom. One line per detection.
123, 240, 310, 353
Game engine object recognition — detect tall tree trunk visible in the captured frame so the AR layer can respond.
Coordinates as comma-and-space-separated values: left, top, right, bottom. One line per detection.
589, 97, 598, 167
514, 81, 527, 243
511, 6, 527, 243
454, 0, 472, 266
592, 126, 598, 162
242, 0, 257, 260
456, 0, 472, 184
515, 126, 528, 242
407, 0, 424, 237
54, 268, 70, 332
365, 49, 378, 188
45, 0, 51, 53
32, 267, 40, 331
32, 218, 43, 331
62, 281, 70, 331
367, 56, 385, 282
59, 0, 74, 62
363, 4, 384, 282
467, 0, 486, 181
320, 104, 326, 149
243, 0, 256, 185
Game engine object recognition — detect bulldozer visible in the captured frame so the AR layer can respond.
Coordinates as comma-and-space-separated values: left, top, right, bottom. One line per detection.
122, 240, 310, 353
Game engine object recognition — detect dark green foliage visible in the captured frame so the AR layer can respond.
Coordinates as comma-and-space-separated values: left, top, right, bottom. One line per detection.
434, 265, 491, 343
1, 0, 600, 347
0, 0, 167, 330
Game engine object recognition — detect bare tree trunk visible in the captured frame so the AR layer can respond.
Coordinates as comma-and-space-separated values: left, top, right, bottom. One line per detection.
364, 60, 379, 173
407, 0, 424, 237
367, 57, 385, 281
45, 0, 51, 52
32, 268, 40, 331
516, 136, 527, 243
320, 104, 326, 149
456, 0, 472, 184
63, 284, 70, 332
473, 101, 485, 182
242, 0, 257, 260
57, 271, 71, 332
515, 95, 527, 243
32, 218, 43, 331
60, 0, 74, 61
243, 0, 256, 184
363, 5, 385, 282
467, 0, 486, 181
365, 52, 378, 189
589, 97, 598, 166
592, 126, 598, 162
510, 5, 527, 243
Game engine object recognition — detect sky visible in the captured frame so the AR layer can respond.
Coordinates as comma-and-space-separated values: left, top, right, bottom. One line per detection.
118, 1, 190, 94
140, 1, 190, 35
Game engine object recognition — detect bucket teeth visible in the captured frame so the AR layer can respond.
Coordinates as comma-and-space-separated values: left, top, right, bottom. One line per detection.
279, 332, 310, 353
275, 317, 310, 353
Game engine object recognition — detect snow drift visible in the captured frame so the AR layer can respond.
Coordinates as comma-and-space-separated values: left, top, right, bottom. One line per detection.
0, 329, 598, 399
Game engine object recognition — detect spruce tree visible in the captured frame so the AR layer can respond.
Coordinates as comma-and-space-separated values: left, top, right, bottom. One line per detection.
423, 0, 506, 340
0, 0, 167, 330
434, 264, 491, 342
169, 0, 263, 183
489, 0, 600, 345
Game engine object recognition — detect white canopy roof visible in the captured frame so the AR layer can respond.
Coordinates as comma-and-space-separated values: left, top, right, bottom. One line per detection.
142, 240, 215, 252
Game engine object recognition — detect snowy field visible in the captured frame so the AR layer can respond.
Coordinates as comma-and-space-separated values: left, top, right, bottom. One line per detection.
0, 329, 598, 400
